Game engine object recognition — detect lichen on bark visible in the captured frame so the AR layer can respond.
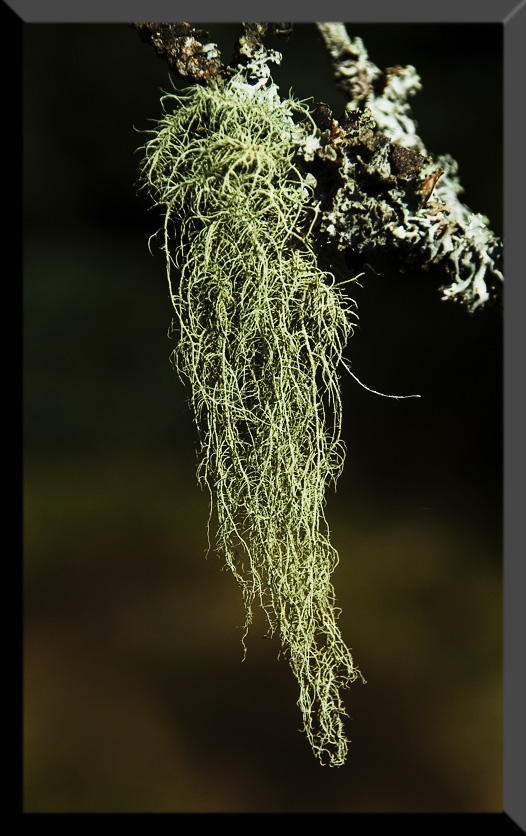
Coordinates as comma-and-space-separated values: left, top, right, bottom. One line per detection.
135, 21, 503, 766
313, 22, 503, 311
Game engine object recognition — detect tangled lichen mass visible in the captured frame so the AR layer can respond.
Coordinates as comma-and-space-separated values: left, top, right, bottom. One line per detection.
141, 73, 364, 766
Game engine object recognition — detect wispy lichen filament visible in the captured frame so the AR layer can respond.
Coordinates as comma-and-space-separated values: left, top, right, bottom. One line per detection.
141, 74, 364, 766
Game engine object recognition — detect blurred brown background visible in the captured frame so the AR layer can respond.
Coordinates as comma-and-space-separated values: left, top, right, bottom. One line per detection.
24, 23, 502, 812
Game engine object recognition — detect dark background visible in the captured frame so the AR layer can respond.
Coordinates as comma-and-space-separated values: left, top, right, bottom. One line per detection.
24, 23, 502, 813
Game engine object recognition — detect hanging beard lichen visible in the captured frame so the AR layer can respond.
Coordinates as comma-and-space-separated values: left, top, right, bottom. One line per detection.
140, 71, 365, 766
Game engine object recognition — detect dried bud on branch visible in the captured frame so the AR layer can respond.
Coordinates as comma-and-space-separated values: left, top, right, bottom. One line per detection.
131, 22, 225, 84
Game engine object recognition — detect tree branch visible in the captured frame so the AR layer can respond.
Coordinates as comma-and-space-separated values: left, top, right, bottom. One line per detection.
313, 22, 502, 310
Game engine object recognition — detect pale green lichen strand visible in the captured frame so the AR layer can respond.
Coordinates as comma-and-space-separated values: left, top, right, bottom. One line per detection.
140, 74, 364, 766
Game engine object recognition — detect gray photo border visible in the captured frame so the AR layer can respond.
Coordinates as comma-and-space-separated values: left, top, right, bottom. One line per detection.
14, 0, 525, 827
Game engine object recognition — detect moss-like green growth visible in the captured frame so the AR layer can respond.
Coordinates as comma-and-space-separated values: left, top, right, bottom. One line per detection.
140, 72, 364, 766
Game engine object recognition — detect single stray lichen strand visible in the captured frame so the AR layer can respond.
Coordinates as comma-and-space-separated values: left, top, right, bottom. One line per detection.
140, 74, 364, 766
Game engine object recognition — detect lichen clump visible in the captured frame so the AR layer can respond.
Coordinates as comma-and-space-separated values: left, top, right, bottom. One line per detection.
141, 73, 364, 766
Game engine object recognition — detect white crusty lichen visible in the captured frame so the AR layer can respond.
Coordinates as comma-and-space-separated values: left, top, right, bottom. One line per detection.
314, 22, 503, 311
